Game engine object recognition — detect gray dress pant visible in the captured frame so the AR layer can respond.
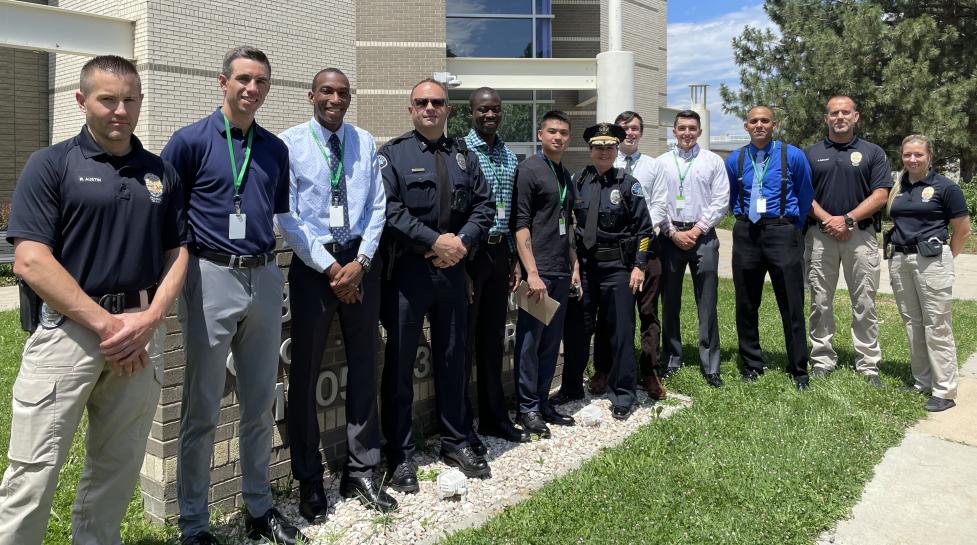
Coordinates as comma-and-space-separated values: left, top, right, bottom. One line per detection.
660, 230, 721, 375
176, 256, 284, 536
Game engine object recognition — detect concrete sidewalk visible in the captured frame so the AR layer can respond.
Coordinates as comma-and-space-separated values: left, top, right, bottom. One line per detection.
714, 228, 977, 301
816, 353, 977, 545
0, 284, 16, 311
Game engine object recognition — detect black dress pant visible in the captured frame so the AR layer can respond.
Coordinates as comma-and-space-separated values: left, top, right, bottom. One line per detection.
464, 242, 515, 434
380, 254, 470, 465
731, 218, 809, 378
287, 250, 382, 482
661, 230, 721, 375
592, 254, 662, 379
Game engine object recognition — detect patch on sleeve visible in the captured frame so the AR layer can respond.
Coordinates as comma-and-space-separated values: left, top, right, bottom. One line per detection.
378, 155, 388, 170
631, 182, 642, 197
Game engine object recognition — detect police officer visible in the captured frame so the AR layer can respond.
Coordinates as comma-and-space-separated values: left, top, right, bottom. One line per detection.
0, 56, 188, 545
379, 79, 495, 491
563, 123, 654, 420
806, 96, 891, 387
887, 134, 971, 412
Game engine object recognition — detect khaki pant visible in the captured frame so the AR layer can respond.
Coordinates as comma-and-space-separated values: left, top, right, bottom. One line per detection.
805, 227, 882, 375
0, 316, 163, 545
889, 246, 959, 399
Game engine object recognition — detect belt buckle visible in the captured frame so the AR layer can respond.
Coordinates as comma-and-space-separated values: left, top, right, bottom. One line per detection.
487, 233, 503, 244
98, 293, 125, 314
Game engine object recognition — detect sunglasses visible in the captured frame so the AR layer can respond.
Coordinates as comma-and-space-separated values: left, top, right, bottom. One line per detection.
413, 98, 447, 108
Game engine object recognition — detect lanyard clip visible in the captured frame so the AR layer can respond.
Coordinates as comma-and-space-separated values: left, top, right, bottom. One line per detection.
234, 195, 242, 215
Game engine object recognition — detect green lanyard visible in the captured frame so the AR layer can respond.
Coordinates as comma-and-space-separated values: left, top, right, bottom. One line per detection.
545, 158, 568, 206
223, 114, 253, 213
307, 121, 346, 188
750, 143, 774, 192
671, 150, 697, 196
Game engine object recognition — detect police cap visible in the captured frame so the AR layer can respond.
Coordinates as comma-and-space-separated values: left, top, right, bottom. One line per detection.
583, 123, 626, 146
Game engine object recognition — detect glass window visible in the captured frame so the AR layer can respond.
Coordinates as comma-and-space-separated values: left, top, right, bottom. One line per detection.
535, 19, 551, 58
448, 103, 535, 144
536, 0, 552, 14
446, 0, 533, 15
447, 19, 533, 58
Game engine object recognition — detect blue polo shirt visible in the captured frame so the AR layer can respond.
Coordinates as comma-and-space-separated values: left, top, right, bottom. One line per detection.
726, 140, 814, 229
162, 108, 290, 256
7, 126, 186, 294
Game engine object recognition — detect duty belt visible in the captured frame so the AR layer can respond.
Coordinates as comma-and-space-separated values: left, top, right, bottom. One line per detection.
893, 241, 946, 254
91, 286, 157, 314
324, 237, 361, 254
590, 243, 624, 262
195, 249, 275, 268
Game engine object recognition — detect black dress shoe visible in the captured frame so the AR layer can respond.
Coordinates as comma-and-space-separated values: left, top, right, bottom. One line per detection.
386, 459, 420, 494
541, 406, 575, 426
741, 369, 762, 383
925, 396, 956, 412
340, 473, 399, 512
611, 404, 634, 421
480, 422, 531, 443
660, 367, 680, 380
518, 411, 551, 439
704, 373, 724, 388
180, 532, 220, 545
549, 391, 584, 406
441, 446, 492, 478
245, 508, 299, 545
469, 435, 488, 456
795, 376, 810, 391
298, 480, 329, 523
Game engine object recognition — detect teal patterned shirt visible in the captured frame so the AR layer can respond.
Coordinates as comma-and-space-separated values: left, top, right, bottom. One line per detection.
464, 128, 519, 251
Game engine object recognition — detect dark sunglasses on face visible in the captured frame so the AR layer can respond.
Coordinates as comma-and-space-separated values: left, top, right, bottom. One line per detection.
476, 106, 502, 114
413, 98, 447, 108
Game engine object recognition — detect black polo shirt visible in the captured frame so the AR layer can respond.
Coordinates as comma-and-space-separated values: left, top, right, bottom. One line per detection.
889, 171, 968, 246
7, 126, 186, 294
511, 154, 574, 277
805, 136, 891, 220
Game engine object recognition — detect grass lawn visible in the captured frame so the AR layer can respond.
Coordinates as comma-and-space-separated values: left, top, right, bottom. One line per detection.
1, 277, 976, 545
442, 279, 977, 545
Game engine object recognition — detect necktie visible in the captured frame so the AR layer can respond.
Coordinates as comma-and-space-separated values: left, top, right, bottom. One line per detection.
582, 175, 602, 250
625, 155, 635, 175
748, 150, 765, 223
329, 133, 351, 244
435, 146, 451, 234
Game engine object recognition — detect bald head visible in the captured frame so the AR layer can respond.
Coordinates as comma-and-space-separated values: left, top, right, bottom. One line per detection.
744, 106, 777, 147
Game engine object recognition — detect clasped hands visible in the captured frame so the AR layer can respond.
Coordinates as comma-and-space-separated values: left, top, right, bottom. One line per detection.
425, 233, 467, 268
821, 215, 852, 241
98, 311, 159, 378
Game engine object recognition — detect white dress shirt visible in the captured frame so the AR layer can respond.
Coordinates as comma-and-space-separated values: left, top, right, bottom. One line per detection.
655, 144, 729, 235
615, 150, 668, 229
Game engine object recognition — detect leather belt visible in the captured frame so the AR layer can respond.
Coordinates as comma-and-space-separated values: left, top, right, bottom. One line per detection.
893, 242, 945, 254
195, 249, 275, 268
486, 233, 505, 245
324, 237, 361, 254
672, 221, 696, 232
91, 286, 156, 314
736, 215, 797, 226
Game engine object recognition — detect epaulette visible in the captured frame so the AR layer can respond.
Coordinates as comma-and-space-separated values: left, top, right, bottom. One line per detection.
381, 131, 414, 149
453, 137, 469, 153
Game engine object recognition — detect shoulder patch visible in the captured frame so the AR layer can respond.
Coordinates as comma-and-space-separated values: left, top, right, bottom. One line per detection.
631, 182, 642, 197
378, 155, 388, 170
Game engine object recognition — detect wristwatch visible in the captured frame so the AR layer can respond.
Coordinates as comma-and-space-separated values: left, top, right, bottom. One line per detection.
355, 254, 372, 272
844, 214, 855, 229
458, 232, 471, 249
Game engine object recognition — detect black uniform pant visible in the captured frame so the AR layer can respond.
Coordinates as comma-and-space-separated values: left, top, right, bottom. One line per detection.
731, 218, 809, 378
380, 254, 469, 465
464, 242, 515, 433
563, 256, 637, 409
514, 274, 569, 414
592, 256, 662, 378
661, 230, 721, 375
287, 250, 382, 482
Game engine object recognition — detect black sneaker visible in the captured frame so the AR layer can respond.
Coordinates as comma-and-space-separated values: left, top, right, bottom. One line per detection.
924, 396, 956, 412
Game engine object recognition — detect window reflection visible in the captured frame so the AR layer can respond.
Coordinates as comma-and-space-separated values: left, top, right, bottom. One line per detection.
447, 19, 533, 58
446, 0, 532, 15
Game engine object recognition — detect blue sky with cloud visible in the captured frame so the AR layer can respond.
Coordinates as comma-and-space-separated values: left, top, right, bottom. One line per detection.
666, 2, 776, 138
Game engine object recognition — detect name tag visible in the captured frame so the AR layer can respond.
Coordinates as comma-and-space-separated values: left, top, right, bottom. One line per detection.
676, 195, 686, 210
559, 215, 567, 236
329, 206, 345, 228
756, 197, 767, 214
497, 204, 506, 221
229, 213, 247, 239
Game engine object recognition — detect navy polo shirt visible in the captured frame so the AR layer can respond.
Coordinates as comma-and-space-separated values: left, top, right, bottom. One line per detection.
889, 171, 968, 246
161, 108, 289, 256
805, 136, 891, 219
726, 140, 814, 229
7, 126, 186, 295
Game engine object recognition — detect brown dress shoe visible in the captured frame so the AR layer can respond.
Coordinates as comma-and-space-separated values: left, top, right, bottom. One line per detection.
589, 372, 608, 395
644, 374, 667, 401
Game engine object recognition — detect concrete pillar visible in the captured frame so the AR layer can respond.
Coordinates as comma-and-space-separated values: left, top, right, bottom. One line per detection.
690, 84, 711, 150
596, 51, 634, 123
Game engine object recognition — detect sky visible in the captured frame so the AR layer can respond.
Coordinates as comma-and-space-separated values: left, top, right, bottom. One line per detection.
666, 2, 776, 138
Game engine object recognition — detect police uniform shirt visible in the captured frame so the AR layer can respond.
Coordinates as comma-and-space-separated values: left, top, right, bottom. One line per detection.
276, 119, 387, 272
725, 140, 814, 229
805, 137, 891, 221
573, 166, 655, 264
161, 108, 289, 256
511, 154, 575, 277
889, 171, 968, 246
379, 130, 495, 251
7, 126, 187, 294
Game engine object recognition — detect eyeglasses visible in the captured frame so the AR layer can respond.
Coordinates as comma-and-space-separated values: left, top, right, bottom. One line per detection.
413, 98, 447, 108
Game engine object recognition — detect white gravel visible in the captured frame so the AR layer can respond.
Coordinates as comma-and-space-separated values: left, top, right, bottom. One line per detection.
236, 391, 691, 545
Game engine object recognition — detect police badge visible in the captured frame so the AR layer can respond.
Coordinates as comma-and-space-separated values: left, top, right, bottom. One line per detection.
610, 189, 622, 205
456, 152, 467, 171
144, 173, 164, 204
921, 186, 935, 202
850, 151, 863, 167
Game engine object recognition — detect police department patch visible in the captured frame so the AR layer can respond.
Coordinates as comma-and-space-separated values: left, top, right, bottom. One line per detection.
631, 182, 642, 197
850, 151, 863, 167
378, 155, 388, 170
921, 186, 935, 202
456, 153, 467, 171
144, 174, 163, 204
610, 189, 622, 205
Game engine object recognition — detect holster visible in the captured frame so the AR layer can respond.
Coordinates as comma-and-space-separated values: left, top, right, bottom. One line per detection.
18, 278, 40, 333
